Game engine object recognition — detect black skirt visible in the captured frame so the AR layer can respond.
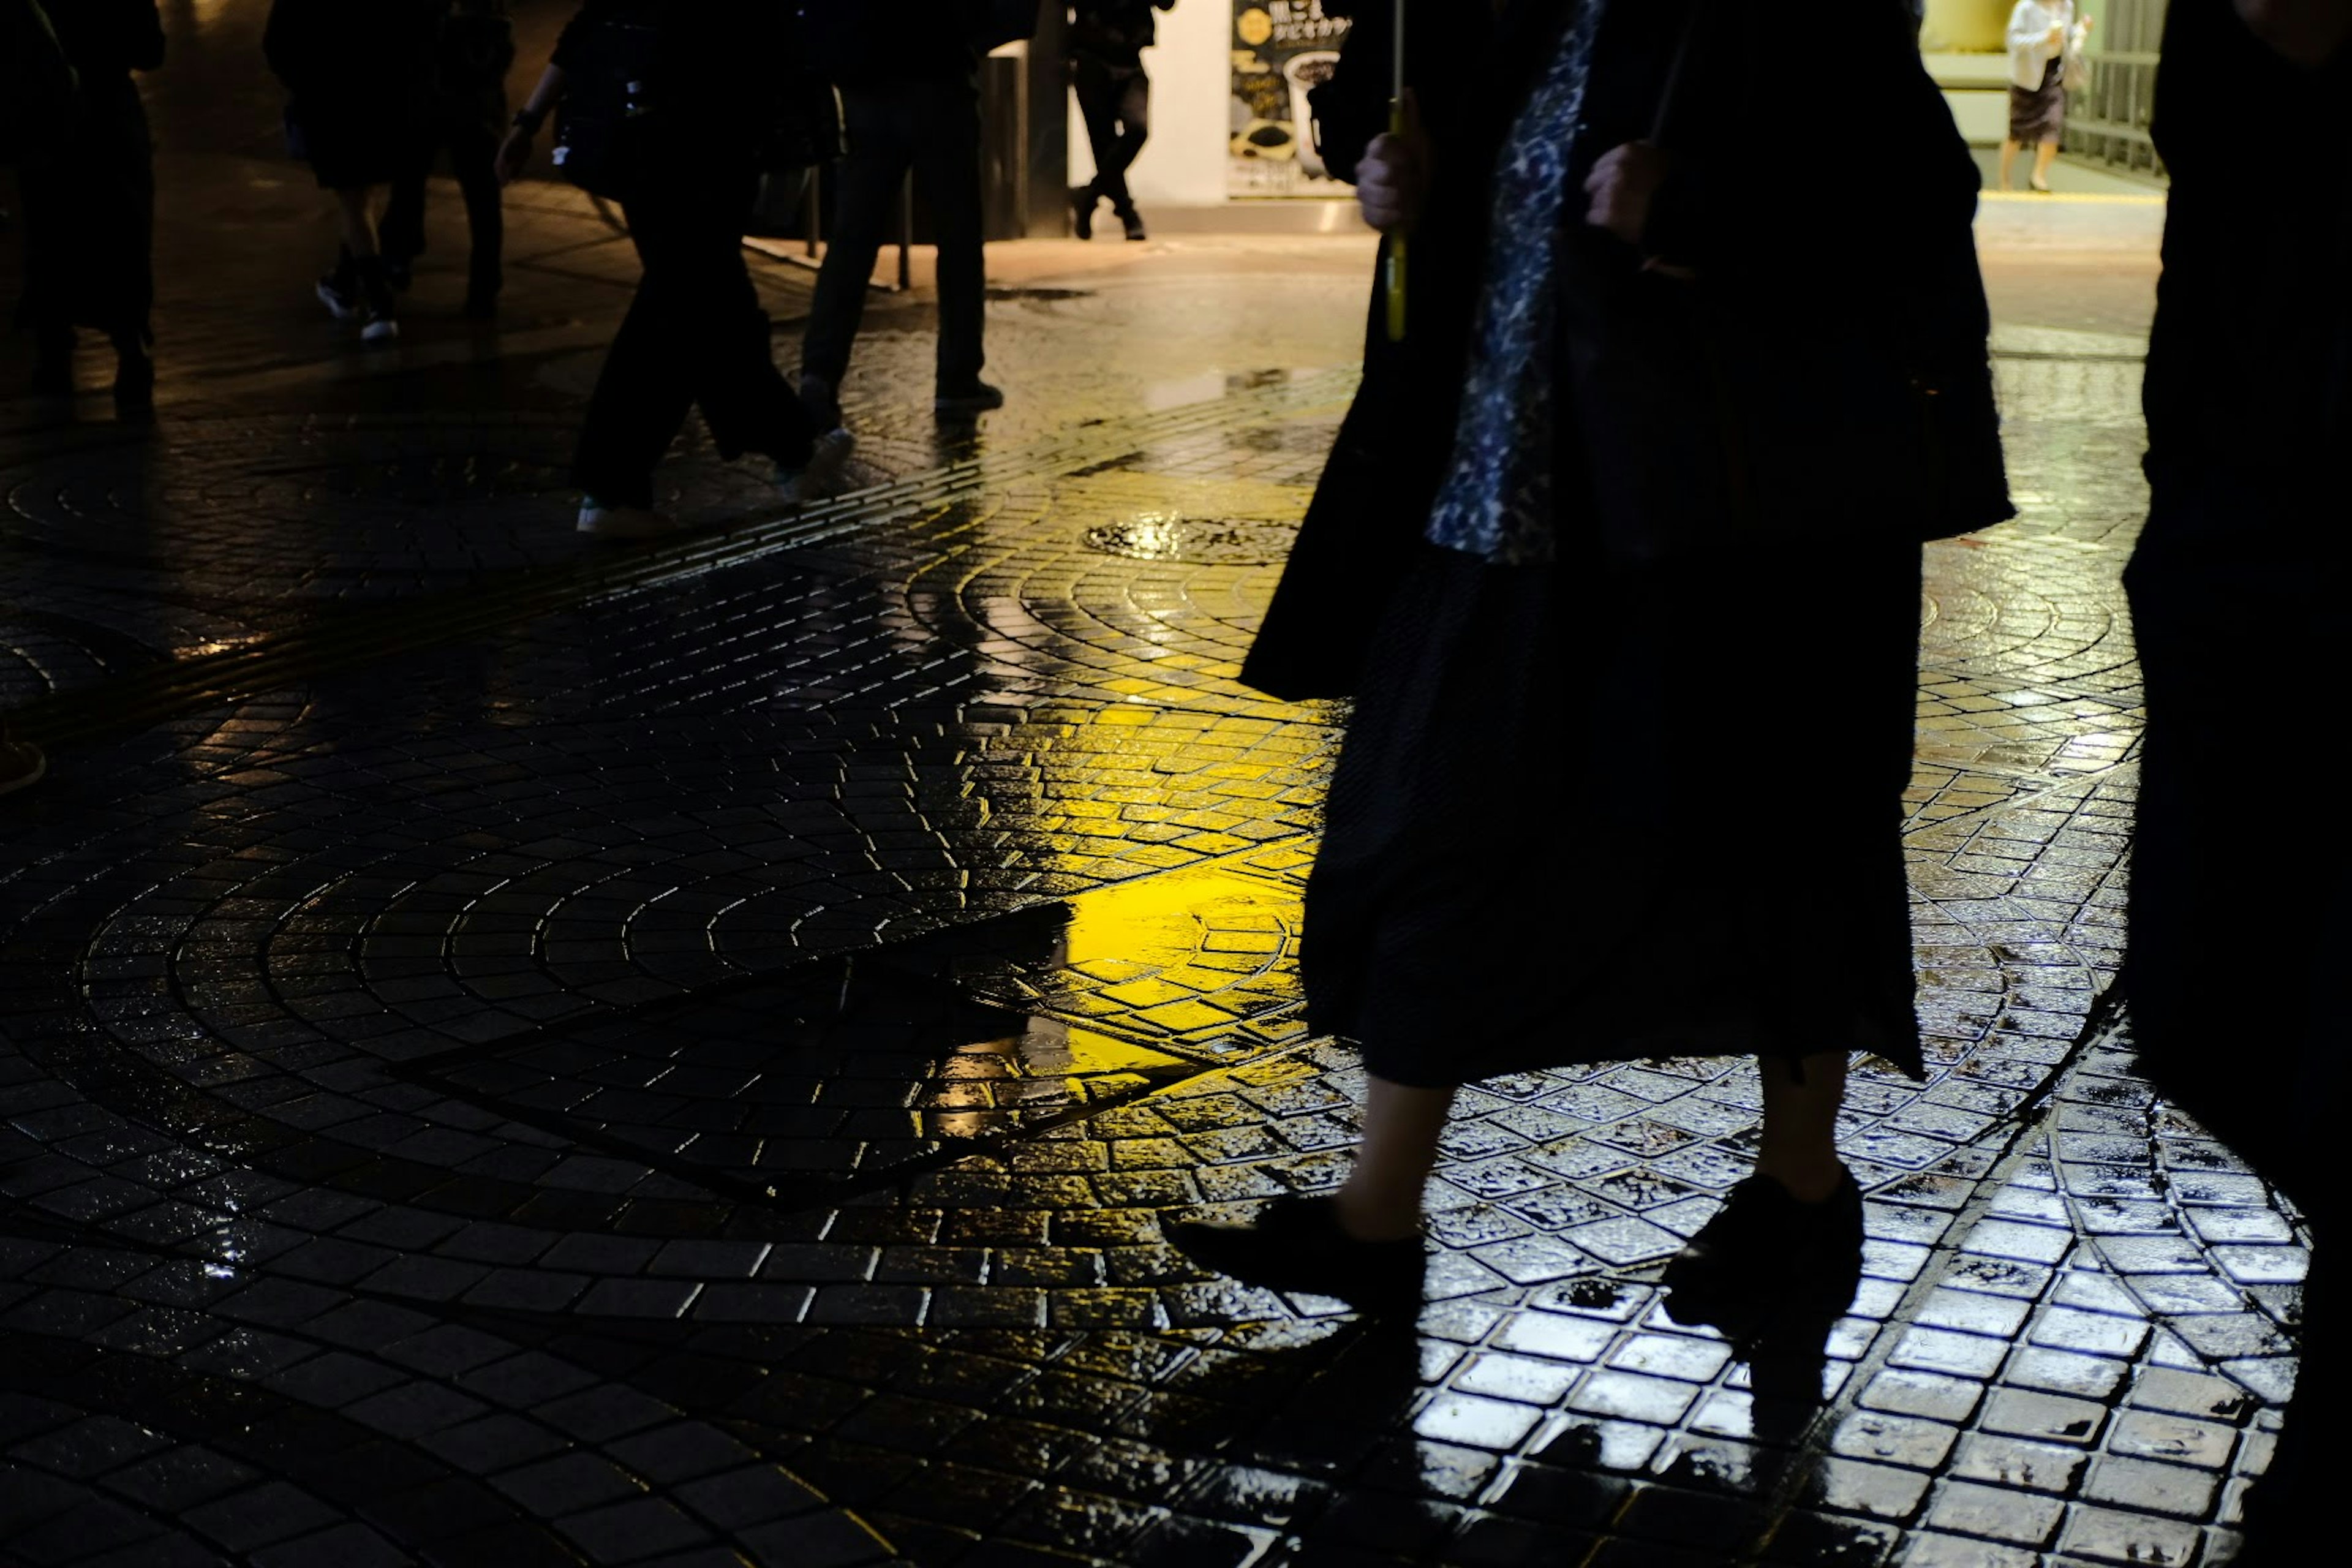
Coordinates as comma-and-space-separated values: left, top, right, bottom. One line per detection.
2008, 56, 2067, 144
1300, 536, 1927, 1087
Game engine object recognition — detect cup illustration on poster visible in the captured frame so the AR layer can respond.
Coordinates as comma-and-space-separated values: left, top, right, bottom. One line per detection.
1231, 2, 1353, 199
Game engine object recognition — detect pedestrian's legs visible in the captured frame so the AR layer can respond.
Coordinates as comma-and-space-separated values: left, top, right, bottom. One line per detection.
801, 87, 914, 397
572, 198, 698, 510
1071, 57, 1122, 213
447, 116, 507, 312
1754, 1052, 1850, 1202
380, 159, 429, 275
913, 78, 988, 393
1332, 1077, 1455, 1241
1105, 69, 1152, 218
2030, 135, 2060, 190
662, 175, 818, 469
336, 186, 383, 258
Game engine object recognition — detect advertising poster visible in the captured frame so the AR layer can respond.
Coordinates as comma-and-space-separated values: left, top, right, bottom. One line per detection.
1229, 2, 1354, 199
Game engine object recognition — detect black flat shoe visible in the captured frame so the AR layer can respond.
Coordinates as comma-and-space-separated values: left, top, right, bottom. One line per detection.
1164, 1196, 1425, 1314
1659, 1169, 1864, 1341
1069, 184, 1098, 241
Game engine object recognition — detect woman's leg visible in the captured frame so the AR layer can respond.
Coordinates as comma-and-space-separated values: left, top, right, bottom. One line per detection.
2031, 136, 2061, 190
1754, 1050, 1850, 1202
1333, 1077, 1456, 1241
335, 186, 381, 258
1997, 137, 2020, 190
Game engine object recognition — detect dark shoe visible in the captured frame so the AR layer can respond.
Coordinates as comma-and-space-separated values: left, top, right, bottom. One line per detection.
316, 251, 360, 322
1118, 207, 1147, 242
112, 351, 156, 424
776, 428, 856, 506
1070, 184, 1099, 241
1164, 1196, 1425, 1314
933, 379, 1005, 416
355, 258, 399, 344
1660, 1169, 1864, 1342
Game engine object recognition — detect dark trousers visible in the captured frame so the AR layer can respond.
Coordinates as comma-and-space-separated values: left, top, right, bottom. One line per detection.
1072, 57, 1150, 214
572, 167, 818, 510
802, 75, 986, 390
380, 104, 505, 299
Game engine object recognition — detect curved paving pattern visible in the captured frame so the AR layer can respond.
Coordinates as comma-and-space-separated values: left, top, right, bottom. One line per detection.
1, 173, 2301, 1567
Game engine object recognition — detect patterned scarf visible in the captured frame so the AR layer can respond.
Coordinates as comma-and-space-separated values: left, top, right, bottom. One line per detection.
1423, 0, 1609, 567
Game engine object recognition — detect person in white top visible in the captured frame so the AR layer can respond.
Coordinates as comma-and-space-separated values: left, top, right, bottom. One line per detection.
2000, 1, 2092, 191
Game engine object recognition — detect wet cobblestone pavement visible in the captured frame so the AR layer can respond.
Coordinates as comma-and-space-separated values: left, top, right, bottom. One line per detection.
3, 33, 2301, 1563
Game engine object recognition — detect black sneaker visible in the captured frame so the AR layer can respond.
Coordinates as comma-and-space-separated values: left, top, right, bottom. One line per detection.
1071, 184, 1098, 241
316, 252, 360, 322
1118, 208, 1147, 242
933, 379, 1005, 416
1164, 1196, 1425, 1314
1660, 1169, 1864, 1341
355, 257, 399, 345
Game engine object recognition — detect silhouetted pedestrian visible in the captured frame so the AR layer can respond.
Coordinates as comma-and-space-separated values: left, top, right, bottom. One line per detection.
2123, 1, 2350, 1555
1175, 0, 2011, 1338
499, 0, 852, 540
265, 0, 445, 344
12, 0, 164, 420
380, 0, 514, 318
1068, 1, 1175, 241
2000, 1, 2090, 192
799, 0, 1001, 426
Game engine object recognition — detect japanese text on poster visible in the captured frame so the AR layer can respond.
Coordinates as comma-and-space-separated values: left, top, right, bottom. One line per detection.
1229, 2, 1354, 199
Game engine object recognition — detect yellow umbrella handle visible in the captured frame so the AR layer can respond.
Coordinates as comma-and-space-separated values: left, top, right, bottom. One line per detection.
1384, 97, 1408, 343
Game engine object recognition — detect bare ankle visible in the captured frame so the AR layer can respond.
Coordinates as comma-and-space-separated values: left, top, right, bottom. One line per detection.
1332, 1183, 1420, 1242
1754, 1160, 1847, 1205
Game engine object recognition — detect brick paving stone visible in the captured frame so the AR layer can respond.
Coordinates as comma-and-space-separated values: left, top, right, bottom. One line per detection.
0, 48, 2300, 1566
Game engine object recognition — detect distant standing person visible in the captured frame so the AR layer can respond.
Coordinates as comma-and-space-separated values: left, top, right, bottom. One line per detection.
264, 0, 448, 342
2000, 0, 2090, 192
13, 0, 165, 420
799, 0, 1000, 426
1069, 0, 1175, 241
380, 0, 514, 318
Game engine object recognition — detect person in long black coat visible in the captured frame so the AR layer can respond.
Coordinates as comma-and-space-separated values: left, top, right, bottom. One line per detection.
2121, 1, 2350, 1552
1175, 0, 2011, 1331
12, 0, 165, 420
263, 0, 447, 344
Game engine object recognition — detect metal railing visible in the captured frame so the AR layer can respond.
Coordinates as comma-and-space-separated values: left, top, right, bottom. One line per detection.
2066, 0, 2170, 183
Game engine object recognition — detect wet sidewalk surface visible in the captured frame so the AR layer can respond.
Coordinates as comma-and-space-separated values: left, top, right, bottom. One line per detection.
1, 39, 2292, 1566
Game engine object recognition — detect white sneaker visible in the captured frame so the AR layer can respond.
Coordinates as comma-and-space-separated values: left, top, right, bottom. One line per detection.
777, 428, 855, 505
360, 311, 400, 345
576, 500, 680, 540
